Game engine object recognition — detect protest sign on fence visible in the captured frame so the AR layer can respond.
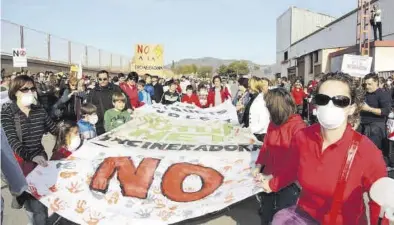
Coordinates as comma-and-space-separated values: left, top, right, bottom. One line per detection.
12, 48, 27, 67
26, 103, 262, 225
134, 44, 164, 76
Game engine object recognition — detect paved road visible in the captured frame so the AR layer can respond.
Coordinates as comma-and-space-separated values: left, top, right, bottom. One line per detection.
1, 134, 261, 225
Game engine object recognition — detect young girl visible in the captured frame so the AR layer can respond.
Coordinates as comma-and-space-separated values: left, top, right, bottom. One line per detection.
47, 121, 81, 225
51, 121, 82, 160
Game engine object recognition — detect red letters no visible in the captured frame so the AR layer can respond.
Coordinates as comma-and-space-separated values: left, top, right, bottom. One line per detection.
161, 163, 224, 202
90, 157, 160, 199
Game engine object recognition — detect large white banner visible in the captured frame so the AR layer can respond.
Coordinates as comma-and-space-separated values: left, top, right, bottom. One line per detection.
26, 104, 261, 225
137, 100, 239, 125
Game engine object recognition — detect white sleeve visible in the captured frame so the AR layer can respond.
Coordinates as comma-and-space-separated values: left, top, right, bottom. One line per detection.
250, 98, 270, 134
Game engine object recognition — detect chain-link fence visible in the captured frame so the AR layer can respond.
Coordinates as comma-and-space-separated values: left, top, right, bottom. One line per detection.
1, 20, 131, 73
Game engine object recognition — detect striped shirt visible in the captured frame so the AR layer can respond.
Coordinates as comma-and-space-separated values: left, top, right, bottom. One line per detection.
1, 102, 58, 161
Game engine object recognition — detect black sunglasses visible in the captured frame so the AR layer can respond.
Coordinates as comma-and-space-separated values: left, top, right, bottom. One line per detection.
19, 87, 37, 93
314, 94, 351, 108
98, 78, 108, 81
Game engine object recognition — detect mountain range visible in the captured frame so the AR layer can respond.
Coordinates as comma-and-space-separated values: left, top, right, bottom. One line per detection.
166, 57, 277, 78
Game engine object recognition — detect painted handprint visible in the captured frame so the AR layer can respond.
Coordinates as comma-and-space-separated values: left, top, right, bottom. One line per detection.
154, 199, 166, 209
105, 192, 119, 205
234, 159, 244, 164
224, 192, 234, 204
223, 165, 232, 172
56, 162, 76, 169
84, 211, 105, 225
60, 171, 78, 179
48, 184, 57, 192
157, 210, 174, 221
135, 209, 152, 218
75, 200, 88, 214
66, 181, 83, 193
28, 185, 42, 200
49, 198, 65, 212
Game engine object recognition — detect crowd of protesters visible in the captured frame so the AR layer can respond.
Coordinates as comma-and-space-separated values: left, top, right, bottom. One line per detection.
1, 68, 394, 225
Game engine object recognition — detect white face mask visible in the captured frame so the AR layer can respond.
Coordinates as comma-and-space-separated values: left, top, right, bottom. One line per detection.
316, 101, 346, 130
68, 136, 81, 152
387, 81, 392, 86
20, 92, 36, 106
89, 114, 99, 125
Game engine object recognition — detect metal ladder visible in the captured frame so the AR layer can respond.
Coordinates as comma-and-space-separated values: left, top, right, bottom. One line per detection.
356, 0, 372, 56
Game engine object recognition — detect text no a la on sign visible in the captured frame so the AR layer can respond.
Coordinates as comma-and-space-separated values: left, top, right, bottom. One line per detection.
12, 48, 28, 67
134, 44, 164, 76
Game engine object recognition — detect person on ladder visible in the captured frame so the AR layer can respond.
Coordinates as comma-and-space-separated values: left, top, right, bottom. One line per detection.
371, 4, 383, 41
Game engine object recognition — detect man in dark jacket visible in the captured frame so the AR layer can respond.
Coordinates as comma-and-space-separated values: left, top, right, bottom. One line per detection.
87, 70, 132, 135
152, 75, 164, 103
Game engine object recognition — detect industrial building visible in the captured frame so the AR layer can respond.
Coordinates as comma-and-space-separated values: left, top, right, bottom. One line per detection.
276, 0, 394, 83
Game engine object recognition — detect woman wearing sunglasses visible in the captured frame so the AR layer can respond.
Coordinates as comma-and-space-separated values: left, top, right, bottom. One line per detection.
1, 75, 58, 225
258, 73, 389, 225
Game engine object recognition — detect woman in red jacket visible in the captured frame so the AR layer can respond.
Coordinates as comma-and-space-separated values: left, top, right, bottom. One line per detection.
207, 76, 231, 107
259, 73, 389, 225
291, 80, 307, 115
181, 85, 201, 107
252, 88, 306, 224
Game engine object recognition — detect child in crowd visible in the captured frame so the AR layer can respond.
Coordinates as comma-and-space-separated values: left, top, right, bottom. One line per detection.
181, 85, 200, 107
161, 80, 181, 105
137, 80, 152, 106
198, 86, 209, 108
104, 92, 132, 132
48, 121, 81, 225
51, 121, 82, 160
77, 103, 98, 140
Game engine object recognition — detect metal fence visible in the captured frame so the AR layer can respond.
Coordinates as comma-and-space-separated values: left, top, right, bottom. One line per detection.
1, 20, 131, 73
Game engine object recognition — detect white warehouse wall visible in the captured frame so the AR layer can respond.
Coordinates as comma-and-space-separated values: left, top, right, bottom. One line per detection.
291, 8, 335, 44
289, 12, 357, 60
276, 9, 292, 64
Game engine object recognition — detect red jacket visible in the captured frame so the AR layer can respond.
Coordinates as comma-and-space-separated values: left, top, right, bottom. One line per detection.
256, 114, 306, 176
291, 88, 307, 105
120, 83, 140, 108
269, 124, 389, 225
51, 147, 72, 160
207, 87, 231, 107
181, 94, 201, 107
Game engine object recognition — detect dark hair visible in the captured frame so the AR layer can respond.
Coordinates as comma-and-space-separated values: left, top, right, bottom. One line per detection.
127, 72, 139, 82
316, 72, 364, 127
112, 76, 119, 83
53, 120, 78, 153
118, 73, 125, 78
264, 88, 297, 126
144, 74, 151, 79
281, 77, 288, 82
212, 75, 222, 84
8, 75, 36, 101
186, 85, 193, 91
138, 80, 146, 87
97, 70, 109, 78
364, 73, 379, 83
81, 103, 97, 116
237, 78, 249, 89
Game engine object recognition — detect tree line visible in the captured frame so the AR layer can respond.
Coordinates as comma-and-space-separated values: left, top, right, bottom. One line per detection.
171, 60, 259, 78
